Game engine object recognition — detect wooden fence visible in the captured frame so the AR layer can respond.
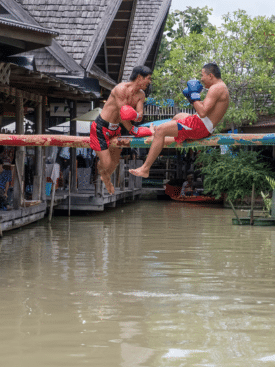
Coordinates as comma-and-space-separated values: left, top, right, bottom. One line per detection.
143, 105, 195, 122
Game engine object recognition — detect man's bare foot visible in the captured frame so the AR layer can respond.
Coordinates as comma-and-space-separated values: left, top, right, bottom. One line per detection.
129, 166, 149, 178
100, 172, 115, 195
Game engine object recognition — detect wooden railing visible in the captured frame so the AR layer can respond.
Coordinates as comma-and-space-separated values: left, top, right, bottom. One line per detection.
143, 105, 195, 122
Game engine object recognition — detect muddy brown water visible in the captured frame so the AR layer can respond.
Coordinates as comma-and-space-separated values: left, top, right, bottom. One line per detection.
1, 201, 275, 367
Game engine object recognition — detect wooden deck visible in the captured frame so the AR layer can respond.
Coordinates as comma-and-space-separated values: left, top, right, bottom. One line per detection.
0, 202, 47, 234
46, 159, 143, 212
49, 187, 142, 211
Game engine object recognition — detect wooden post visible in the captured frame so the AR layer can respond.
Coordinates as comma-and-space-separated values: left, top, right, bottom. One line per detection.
271, 189, 275, 219
41, 155, 46, 201
48, 182, 56, 222
135, 160, 143, 189
69, 100, 77, 193
68, 171, 71, 217
119, 159, 125, 191
14, 93, 25, 209
13, 150, 25, 209
33, 101, 43, 200
228, 198, 241, 225
128, 160, 135, 190
250, 183, 255, 225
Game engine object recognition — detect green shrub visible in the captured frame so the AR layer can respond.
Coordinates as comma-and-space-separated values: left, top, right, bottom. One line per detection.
195, 148, 275, 202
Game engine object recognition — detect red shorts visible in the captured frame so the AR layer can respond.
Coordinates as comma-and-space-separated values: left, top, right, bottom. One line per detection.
174, 114, 213, 143
90, 115, 121, 151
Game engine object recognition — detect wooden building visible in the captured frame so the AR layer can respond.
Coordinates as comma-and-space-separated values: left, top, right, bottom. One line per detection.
0, 11, 100, 233
3, 0, 171, 98
0, 0, 172, 231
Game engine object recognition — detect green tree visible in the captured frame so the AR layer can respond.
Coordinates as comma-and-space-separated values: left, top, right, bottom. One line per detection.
155, 6, 213, 69
153, 10, 275, 127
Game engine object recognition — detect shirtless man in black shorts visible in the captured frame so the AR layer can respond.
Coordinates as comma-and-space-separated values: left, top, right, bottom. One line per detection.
90, 65, 154, 194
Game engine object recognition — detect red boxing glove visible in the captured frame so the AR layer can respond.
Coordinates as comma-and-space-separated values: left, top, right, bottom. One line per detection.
129, 126, 152, 138
120, 105, 139, 121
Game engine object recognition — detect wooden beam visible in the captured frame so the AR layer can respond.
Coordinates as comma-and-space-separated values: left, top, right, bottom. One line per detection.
104, 40, 109, 75
1, 133, 275, 149
81, 0, 123, 72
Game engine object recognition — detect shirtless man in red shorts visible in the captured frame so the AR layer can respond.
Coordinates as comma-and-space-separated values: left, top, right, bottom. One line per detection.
90, 65, 154, 194
129, 62, 230, 178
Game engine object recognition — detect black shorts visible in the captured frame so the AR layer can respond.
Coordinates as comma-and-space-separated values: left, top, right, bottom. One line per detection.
90, 115, 121, 151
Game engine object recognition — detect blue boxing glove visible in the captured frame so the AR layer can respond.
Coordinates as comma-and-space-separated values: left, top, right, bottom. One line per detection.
187, 80, 203, 103
182, 87, 193, 105
182, 80, 203, 104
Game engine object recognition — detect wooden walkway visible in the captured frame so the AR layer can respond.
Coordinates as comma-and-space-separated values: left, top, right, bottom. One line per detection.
50, 187, 142, 212
46, 159, 143, 212
0, 202, 47, 234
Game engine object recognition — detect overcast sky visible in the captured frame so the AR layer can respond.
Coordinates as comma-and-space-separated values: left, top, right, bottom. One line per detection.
170, 0, 275, 27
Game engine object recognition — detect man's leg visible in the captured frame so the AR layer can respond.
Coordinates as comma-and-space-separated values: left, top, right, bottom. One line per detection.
96, 149, 115, 194
105, 147, 122, 176
172, 112, 190, 121
129, 120, 179, 178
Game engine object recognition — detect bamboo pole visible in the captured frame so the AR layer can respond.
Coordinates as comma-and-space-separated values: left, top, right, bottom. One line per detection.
48, 182, 56, 222
68, 171, 71, 217
15, 158, 25, 208
250, 183, 255, 225
228, 198, 242, 225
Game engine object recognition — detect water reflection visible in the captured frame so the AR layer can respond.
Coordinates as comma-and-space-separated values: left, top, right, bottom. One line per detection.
0, 201, 275, 366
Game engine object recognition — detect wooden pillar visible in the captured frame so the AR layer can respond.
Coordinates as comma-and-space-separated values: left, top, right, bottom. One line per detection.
128, 160, 135, 190
119, 159, 125, 191
14, 92, 25, 208
13, 149, 25, 209
42, 96, 47, 134
16, 92, 24, 135
69, 100, 77, 192
32, 101, 43, 200
135, 160, 143, 189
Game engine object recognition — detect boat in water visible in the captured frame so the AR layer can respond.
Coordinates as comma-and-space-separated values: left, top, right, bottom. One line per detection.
165, 183, 223, 203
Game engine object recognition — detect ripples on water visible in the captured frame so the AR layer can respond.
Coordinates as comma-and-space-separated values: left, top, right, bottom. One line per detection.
1, 201, 275, 366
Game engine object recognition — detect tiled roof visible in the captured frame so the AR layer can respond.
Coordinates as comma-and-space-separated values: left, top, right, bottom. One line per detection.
15, 0, 117, 64
0, 16, 58, 35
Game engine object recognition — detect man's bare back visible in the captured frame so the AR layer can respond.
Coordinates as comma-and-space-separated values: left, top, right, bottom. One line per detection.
205, 82, 229, 127
198, 70, 229, 127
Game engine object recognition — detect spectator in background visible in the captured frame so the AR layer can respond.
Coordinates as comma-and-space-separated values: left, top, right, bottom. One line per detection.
180, 173, 198, 197
0, 158, 12, 210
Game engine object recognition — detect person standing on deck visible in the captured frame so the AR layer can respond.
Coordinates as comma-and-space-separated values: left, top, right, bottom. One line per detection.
0, 159, 12, 210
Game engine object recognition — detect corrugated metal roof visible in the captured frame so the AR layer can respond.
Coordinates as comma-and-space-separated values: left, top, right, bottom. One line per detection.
0, 16, 58, 35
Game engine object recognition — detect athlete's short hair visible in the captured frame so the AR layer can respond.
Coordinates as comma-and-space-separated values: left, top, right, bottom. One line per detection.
203, 63, 221, 79
130, 65, 152, 81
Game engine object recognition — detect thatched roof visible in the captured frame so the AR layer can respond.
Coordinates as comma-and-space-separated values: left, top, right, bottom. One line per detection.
1, 0, 171, 90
